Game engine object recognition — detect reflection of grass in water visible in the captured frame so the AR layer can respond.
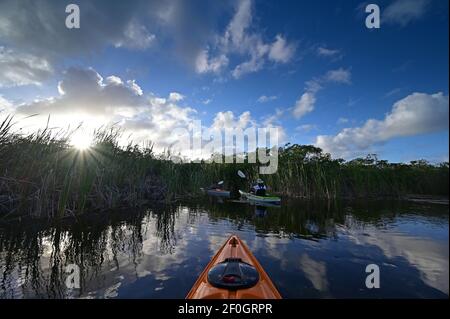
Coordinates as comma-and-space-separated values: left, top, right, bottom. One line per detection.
199, 198, 449, 240
0, 204, 183, 298
0, 115, 448, 219
0, 207, 168, 298
0, 200, 447, 298
154, 206, 178, 254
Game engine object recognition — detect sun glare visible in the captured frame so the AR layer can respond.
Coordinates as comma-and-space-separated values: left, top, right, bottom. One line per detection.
71, 133, 92, 151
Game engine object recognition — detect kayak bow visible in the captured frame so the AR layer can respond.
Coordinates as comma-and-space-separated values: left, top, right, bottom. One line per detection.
186, 235, 282, 299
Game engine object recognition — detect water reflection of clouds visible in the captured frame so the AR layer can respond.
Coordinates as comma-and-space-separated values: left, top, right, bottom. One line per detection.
299, 254, 329, 293
249, 235, 332, 294
344, 226, 449, 295
249, 235, 290, 263
229, 213, 448, 297
84, 209, 193, 298
104, 278, 123, 298
1, 200, 448, 299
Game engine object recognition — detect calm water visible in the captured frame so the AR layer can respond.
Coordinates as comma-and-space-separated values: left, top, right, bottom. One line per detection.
0, 198, 448, 299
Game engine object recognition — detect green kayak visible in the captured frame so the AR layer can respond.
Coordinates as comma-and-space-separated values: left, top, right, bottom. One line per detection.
239, 190, 281, 204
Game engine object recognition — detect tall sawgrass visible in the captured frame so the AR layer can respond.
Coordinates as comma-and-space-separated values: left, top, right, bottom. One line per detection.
127, 143, 449, 199
0, 117, 165, 218
0, 116, 448, 219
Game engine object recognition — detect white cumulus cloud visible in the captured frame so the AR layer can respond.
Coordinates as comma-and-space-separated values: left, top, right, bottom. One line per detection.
10, 67, 197, 152
114, 20, 156, 50
383, 0, 430, 27
0, 47, 53, 87
293, 92, 316, 119
4, 66, 283, 159
211, 110, 255, 131
324, 68, 351, 84
292, 68, 351, 119
195, 50, 229, 74
317, 46, 341, 58
315, 92, 449, 159
0, 95, 13, 113
168, 92, 185, 102
197, 0, 296, 78
257, 95, 278, 103
268, 35, 296, 63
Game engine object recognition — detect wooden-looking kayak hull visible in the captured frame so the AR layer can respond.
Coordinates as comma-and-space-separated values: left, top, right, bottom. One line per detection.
186, 235, 282, 299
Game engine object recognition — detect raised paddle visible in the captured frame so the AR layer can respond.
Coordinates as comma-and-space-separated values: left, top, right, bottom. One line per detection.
237, 170, 246, 179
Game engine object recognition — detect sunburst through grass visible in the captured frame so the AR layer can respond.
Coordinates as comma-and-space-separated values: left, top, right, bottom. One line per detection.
70, 132, 93, 151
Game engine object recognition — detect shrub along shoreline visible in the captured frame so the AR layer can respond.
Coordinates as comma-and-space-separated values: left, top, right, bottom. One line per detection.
0, 117, 448, 220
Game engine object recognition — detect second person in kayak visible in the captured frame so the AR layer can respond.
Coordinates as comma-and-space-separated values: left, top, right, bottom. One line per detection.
250, 178, 266, 196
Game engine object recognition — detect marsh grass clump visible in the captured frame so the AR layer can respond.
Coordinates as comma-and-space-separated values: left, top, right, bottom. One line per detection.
0, 116, 448, 220
0, 117, 166, 219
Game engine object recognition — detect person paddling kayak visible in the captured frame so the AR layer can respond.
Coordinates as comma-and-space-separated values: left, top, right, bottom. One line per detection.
250, 178, 266, 196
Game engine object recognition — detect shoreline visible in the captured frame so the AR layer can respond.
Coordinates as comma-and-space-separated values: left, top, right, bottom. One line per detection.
1, 193, 448, 224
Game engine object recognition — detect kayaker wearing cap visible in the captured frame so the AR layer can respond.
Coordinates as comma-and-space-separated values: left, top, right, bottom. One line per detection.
250, 178, 266, 196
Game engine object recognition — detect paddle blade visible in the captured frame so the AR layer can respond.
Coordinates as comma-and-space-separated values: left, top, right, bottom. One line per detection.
237, 170, 246, 179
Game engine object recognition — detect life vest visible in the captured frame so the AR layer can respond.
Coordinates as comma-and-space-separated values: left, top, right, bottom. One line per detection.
252, 184, 266, 196
253, 184, 266, 190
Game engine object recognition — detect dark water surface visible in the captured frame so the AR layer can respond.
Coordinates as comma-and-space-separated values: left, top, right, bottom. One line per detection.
0, 198, 448, 298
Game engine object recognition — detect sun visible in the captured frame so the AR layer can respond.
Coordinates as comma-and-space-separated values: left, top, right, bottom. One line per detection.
71, 133, 92, 151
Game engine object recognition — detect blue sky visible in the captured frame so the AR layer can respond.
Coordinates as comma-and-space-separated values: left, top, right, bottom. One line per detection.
0, 0, 448, 162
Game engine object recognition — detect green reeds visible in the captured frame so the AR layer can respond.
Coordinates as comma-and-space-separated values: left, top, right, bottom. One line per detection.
0, 118, 166, 219
0, 115, 448, 219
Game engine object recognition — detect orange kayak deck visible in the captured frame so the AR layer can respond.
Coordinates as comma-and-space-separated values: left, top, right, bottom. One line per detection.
186, 235, 282, 299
